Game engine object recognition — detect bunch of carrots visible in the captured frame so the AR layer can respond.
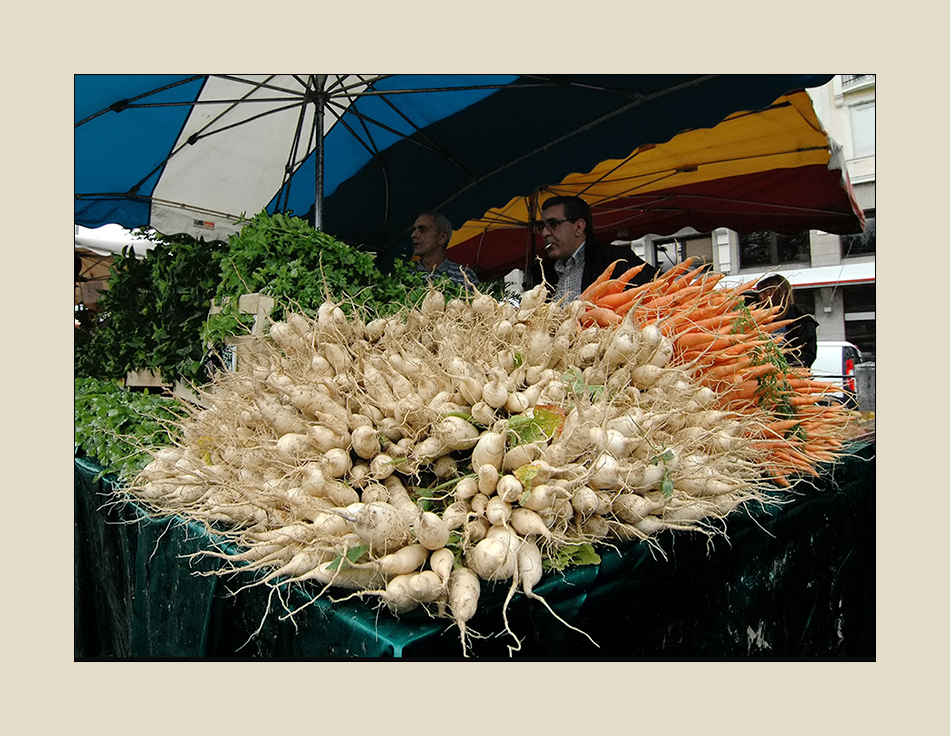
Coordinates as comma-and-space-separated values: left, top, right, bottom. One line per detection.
579, 258, 855, 488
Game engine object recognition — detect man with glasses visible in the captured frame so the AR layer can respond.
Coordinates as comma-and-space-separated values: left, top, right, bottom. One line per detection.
531, 196, 657, 302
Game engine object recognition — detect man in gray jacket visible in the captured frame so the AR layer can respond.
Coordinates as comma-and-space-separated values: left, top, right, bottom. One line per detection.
529, 195, 658, 301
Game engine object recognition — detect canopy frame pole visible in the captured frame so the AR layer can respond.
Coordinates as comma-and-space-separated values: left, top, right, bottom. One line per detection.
313, 75, 328, 231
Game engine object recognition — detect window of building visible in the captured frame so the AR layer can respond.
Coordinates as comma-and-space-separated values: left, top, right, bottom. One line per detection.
738, 229, 810, 269
844, 283, 875, 314
851, 101, 875, 158
841, 208, 875, 257
842, 74, 873, 87
653, 233, 713, 271
844, 283, 876, 359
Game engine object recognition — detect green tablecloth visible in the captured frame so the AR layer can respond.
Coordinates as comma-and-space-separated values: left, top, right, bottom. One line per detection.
75, 440, 875, 659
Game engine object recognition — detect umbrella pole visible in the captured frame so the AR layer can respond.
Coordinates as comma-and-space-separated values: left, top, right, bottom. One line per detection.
313, 75, 327, 231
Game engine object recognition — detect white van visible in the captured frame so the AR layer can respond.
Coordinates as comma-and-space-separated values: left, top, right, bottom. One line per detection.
811, 341, 863, 408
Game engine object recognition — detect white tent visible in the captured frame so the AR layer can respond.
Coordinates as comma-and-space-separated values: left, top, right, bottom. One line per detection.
75, 224, 157, 258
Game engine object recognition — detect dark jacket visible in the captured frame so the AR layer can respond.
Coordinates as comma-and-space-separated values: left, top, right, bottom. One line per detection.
782, 304, 819, 368
526, 239, 659, 296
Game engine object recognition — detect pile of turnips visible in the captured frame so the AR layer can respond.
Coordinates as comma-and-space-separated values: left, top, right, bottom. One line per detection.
126, 260, 855, 656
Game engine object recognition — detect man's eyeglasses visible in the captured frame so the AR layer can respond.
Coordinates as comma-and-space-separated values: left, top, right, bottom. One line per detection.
533, 216, 576, 232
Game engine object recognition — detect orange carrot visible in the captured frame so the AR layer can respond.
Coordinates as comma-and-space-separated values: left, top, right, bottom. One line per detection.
582, 306, 622, 327
789, 394, 824, 406
757, 419, 802, 439
734, 363, 779, 382
579, 260, 625, 302
674, 332, 718, 351
596, 289, 639, 309
703, 357, 755, 381
718, 380, 761, 402
596, 263, 648, 298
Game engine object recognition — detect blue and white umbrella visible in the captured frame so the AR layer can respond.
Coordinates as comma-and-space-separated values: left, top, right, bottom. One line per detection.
75, 74, 836, 263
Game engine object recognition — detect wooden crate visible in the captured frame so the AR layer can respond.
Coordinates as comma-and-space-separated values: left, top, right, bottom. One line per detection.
207, 293, 275, 335
208, 293, 276, 371
124, 368, 164, 388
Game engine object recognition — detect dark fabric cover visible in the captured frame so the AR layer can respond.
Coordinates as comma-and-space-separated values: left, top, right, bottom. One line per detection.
75, 441, 874, 660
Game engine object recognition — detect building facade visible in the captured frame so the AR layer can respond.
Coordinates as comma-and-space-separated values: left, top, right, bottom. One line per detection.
627, 75, 876, 359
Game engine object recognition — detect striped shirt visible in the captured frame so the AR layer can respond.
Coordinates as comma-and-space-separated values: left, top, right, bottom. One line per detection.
553, 242, 586, 302
416, 258, 480, 288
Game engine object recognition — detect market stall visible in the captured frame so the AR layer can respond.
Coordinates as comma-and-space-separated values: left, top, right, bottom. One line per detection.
75, 75, 873, 657
75, 434, 873, 659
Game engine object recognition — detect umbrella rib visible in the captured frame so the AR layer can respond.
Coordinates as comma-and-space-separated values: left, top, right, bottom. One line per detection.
276, 77, 319, 213
75, 75, 207, 127
123, 98, 306, 196
178, 74, 291, 143
326, 77, 388, 160
638, 191, 852, 215
359, 78, 475, 175
325, 74, 393, 97
563, 102, 817, 197
75, 192, 246, 222
103, 76, 304, 196
561, 145, 831, 202
350, 81, 549, 97
520, 74, 717, 102
321, 94, 472, 166
210, 74, 313, 98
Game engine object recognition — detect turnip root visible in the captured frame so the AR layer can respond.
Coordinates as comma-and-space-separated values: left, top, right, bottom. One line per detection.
448, 567, 481, 657
429, 547, 456, 589
435, 416, 482, 450
485, 496, 512, 526
337, 501, 411, 555
379, 574, 421, 614
467, 527, 522, 581
463, 516, 490, 544
469, 493, 490, 517
495, 474, 523, 504
407, 570, 444, 603
413, 511, 450, 550
454, 476, 479, 500
432, 454, 458, 479
515, 538, 599, 649
570, 485, 604, 517
482, 369, 511, 409
503, 442, 539, 472
471, 431, 506, 470
369, 453, 396, 480
612, 492, 663, 524
350, 425, 381, 460
510, 507, 551, 540
675, 476, 743, 496
476, 464, 499, 495
440, 499, 470, 531
521, 483, 557, 512
307, 424, 348, 453
372, 543, 429, 576
257, 547, 332, 588
283, 553, 384, 592
579, 513, 611, 540
324, 447, 352, 478
274, 432, 316, 461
